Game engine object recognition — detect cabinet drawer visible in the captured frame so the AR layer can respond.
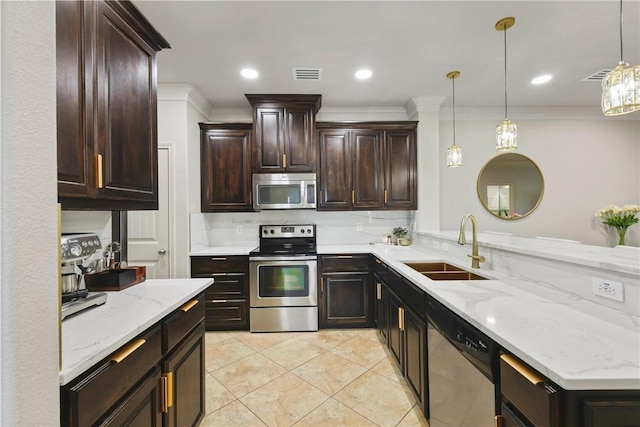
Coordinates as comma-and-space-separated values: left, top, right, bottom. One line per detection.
163, 294, 205, 354
190, 256, 248, 276
320, 254, 369, 272
204, 275, 247, 298
64, 325, 162, 427
205, 300, 249, 330
500, 353, 560, 427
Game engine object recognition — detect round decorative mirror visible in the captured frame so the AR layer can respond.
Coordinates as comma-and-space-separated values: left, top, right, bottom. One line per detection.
477, 153, 544, 220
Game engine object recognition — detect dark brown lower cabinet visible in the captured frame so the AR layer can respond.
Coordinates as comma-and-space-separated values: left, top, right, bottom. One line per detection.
403, 306, 428, 414
163, 324, 205, 427
319, 255, 373, 328
61, 295, 206, 427
387, 288, 403, 367
100, 368, 163, 427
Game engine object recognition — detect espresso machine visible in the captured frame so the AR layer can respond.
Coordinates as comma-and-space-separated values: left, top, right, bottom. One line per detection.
60, 233, 108, 320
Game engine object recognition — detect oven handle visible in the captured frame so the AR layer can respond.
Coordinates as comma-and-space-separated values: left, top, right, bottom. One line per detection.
249, 255, 318, 262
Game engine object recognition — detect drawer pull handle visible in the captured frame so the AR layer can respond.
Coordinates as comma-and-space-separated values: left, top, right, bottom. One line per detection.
110, 338, 145, 363
283, 153, 287, 169
500, 353, 543, 385
375, 259, 382, 264
376, 283, 381, 300
163, 372, 174, 410
211, 273, 227, 277
210, 257, 227, 261
384, 190, 388, 204
337, 255, 353, 259
180, 299, 199, 312
211, 299, 228, 303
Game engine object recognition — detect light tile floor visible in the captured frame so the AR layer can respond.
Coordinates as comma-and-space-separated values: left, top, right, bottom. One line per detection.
201, 328, 430, 427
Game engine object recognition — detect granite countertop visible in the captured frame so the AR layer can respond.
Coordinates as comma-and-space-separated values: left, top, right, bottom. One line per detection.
190, 244, 640, 390
60, 278, 213, 386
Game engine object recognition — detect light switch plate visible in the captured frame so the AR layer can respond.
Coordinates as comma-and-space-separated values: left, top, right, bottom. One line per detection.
592, 277, 624, 302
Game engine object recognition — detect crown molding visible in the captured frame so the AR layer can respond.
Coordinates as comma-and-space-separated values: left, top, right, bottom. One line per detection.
208, 107, 253, 122
157, 84, 212, 118
405, 96, 447, 118
317, 107, 409, 121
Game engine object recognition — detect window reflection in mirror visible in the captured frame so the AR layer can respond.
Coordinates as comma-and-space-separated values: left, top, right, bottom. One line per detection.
477, 153, 544, 220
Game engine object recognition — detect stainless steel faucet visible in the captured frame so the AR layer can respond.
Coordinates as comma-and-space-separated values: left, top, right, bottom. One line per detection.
458, 214, 486, 269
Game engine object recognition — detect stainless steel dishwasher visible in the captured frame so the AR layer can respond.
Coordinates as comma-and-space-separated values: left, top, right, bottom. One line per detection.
426, 294, 500, 427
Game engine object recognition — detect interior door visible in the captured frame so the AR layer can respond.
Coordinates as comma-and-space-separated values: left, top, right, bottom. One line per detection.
127, 147, 170, 278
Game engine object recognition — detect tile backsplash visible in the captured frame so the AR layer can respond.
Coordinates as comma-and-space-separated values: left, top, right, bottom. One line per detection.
190, 211, 415, 249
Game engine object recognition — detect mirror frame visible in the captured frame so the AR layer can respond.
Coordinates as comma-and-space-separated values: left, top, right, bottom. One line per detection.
476, 153, 545, 220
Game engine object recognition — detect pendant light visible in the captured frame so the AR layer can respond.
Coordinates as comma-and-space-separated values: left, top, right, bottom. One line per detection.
446, 71, 462, 168
495, 17, 517, 152
601, 0, 640, 116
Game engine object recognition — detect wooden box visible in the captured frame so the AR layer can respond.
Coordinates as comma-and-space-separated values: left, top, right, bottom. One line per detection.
86, 266, 146, 291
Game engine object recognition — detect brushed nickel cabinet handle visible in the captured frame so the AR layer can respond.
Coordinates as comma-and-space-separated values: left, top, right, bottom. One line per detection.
110, 338, 145, 363
180, 299, 199, 312
384, 190, 388, 204
210, 257, 227, 261
337, 255, 353, 259
500, 353, 543, 385
376, 283, 381, 300
96, 154, 104, 188
283, 153, 287, 169
211, 273, 227, 277
352, 190, 355, 204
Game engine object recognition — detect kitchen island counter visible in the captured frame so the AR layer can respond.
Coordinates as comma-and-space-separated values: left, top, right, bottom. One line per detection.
60, 278, 213, 385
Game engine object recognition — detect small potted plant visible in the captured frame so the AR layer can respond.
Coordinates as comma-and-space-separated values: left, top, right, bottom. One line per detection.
393, 227, 410, 246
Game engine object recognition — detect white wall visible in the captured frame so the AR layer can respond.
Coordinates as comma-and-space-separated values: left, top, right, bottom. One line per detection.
439, 115, 640, 246
0, 1, 59, 425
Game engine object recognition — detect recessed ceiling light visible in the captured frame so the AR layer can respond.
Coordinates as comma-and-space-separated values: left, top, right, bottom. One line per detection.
531, 74, 552, 85
241, 68, 259, 79
355, 69, 373, 79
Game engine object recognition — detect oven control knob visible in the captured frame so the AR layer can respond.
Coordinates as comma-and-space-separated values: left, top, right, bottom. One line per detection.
263, 229, 268, 235
307, 229, 312, 234
300, 229, 305, 234
270, 229, 275, 234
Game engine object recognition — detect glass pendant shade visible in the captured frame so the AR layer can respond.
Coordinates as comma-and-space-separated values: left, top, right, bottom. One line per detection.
496, 118, 517, 151
447, 144, 462, 167
602, 62, 640, 116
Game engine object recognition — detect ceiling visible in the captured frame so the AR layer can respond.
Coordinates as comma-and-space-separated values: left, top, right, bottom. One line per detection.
133, 0, 640, 111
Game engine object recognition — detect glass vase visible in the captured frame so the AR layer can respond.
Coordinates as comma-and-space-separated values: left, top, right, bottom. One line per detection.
617, 226, 628, 246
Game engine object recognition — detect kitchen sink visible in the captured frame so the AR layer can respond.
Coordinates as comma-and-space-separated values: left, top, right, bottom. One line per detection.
403, 262, 488, 281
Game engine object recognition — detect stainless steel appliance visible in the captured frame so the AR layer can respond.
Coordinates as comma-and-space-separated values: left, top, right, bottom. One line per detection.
61, 233, 107, 320
252, 173, 316, 210
425, 294, 499, 426
249, 224, 318, 332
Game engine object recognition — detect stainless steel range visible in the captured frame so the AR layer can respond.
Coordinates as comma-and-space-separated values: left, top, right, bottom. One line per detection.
249, 224, 318, 332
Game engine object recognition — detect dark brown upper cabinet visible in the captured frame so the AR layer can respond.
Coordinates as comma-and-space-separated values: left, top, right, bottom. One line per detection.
245, 94, 322, 173
199, 123, 254, 212
317, 122, 417, 211
57, 0, 170, 210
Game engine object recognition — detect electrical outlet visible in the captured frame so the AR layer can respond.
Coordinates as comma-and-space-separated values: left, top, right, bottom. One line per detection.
235, 225, 243, 234
441, 242, 449, 252
592, 277, 624, 302
432, 241, 440, 249
356, 222, 363, 231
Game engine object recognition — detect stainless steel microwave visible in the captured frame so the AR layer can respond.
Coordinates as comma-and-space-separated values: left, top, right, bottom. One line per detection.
253, 173, 317, 210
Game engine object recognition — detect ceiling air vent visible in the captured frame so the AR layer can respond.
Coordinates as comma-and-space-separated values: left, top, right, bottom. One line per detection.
582, 69, 612, 82
293, 67, 322, 81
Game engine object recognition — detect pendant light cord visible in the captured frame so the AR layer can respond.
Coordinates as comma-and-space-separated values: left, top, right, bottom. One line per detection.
503, 26, 508, 119
452, 76, 456, 144
619, 0, 624, 63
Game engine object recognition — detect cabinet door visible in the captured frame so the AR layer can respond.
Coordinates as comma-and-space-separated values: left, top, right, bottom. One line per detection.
284, 107, 315, 172
318, 129, 352, 210
94, 1, 158, 206
403, 307, 428, 415
352, 129, 383, 209
56, 0, 95, 199
387, 289, 404, 368
100, 368, 163, 427
200, 126, 253, 212
163, 324, 206, 427
581, 400, 640, 427
374, 275, 388, 343
253, 107, 285, 172
384, 129, 417, 209
320, 273, 373, 328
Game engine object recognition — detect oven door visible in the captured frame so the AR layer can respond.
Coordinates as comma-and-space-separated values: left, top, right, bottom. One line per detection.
249, 256, 317, 307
